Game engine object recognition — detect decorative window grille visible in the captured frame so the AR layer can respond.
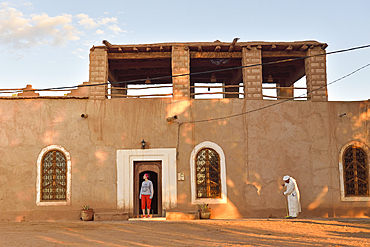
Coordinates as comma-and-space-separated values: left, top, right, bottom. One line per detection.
196, 148, 221, 198
41, 150, 67, 201
343, 146, 369, 196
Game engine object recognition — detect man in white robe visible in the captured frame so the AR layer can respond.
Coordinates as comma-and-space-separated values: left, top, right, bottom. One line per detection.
283, 175, 301, 218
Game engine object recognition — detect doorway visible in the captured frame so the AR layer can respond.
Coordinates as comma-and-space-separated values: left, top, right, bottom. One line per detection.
134, 161, 162, 217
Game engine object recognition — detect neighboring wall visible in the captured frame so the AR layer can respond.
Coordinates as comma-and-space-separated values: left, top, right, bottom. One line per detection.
0, 98, 368, 221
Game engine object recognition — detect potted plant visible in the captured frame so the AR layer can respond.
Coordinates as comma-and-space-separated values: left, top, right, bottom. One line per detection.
80, 205, 94, 221
198, 203, 211, 219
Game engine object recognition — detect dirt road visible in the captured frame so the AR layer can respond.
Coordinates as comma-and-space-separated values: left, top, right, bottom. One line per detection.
0, 218, 369, 246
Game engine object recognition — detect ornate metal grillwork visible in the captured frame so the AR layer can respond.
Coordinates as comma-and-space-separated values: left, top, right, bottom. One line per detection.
41, 150, 67, 201
196, 148, 221, 198
344, 146, 369, 196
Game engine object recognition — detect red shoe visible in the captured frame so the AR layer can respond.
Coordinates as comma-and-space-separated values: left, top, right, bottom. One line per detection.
146, 215, 150, 218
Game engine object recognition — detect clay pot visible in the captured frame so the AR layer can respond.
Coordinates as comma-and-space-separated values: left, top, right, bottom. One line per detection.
81, 209, 94, 221
200, 210, 211, 219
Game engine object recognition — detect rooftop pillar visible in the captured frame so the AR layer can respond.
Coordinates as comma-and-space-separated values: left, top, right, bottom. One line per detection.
242, 47, 263, 100
305, 47, 328, 101
89, 47, 108, 100
172, 45, 190, 99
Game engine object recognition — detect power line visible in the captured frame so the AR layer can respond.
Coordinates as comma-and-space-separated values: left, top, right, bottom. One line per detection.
179, 62, 370, 125
175, 61, 370, 158
1, 44, 370, 94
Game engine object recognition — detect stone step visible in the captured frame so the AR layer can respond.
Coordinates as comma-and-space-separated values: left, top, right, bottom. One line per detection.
93, 211, 129, 221
128, 217, 166, 221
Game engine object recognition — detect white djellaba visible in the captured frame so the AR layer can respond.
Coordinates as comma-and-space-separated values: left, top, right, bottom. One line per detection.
283, 175, 301, 217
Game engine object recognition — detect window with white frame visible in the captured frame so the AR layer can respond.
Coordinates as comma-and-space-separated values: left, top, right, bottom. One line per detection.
339, 141, 370, 201
36, 145, 71, 206
190, 141, 227, 204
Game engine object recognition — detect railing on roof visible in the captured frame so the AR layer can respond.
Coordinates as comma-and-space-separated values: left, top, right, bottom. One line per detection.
190, 84, 244, 98
262, 85, 308, 100
108, 84, 173, 98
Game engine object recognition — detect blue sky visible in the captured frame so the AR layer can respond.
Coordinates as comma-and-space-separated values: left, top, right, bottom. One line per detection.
1, 0, 369, 101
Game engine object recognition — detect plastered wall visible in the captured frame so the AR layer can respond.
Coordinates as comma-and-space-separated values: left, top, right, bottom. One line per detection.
0, 98, 368, 221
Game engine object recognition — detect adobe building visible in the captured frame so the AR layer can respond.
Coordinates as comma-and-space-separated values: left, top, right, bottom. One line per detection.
0, 39, 369, 221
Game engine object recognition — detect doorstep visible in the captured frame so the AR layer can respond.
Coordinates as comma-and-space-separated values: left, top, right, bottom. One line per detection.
128, 217, 166, 221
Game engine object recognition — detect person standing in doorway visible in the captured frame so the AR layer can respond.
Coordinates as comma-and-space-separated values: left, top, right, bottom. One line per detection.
283, 175, 301, 218
139, 173, 154, 218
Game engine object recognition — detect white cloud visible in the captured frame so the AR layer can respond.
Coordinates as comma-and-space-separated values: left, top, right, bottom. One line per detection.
108, 24, 126, 34
96, 29, 104, 35
76, 13, 97, 29
70, 49, 85, 59
99, 17, 117, 25
0, 5, 127, 54
22, 2, 32, 7
0, 6, 80, 49
76, 14, 118, 29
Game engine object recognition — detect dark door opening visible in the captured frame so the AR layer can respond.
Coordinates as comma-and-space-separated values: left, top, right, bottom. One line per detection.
139, 171, 158, 215
134, 161, 162, 217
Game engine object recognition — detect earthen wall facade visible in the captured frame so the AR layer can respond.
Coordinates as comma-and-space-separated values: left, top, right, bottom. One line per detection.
0, 98, 368, 221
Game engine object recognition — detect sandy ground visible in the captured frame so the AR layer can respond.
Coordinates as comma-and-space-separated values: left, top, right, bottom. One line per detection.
0, 218, 369, 246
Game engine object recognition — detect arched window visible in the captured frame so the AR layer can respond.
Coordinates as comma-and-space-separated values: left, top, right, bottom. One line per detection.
196, 148, 221, 198
343, 146, 369, 196
41, 150, 67, 201
36, 145, 71, 206
190, 141, 227, 204
339, 141, 370, 202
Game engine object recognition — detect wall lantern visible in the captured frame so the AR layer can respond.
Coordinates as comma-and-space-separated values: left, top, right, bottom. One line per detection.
141, 139, 146, 149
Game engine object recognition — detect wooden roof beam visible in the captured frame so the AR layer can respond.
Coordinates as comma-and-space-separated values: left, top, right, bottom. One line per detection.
103, 40, 113, 49
190, 51, 242, 59
270, 44, 276, 51
160, 46, 164, 52
108, 69, 118, 83
110, 60, 171, 69
285, 45, 293, 52
146, 47, 151, 52
262, 51, 306, 58
299, 45, 308, 51
108, 52, 171, 59
228, 37, 240, 52
198, 45, 202, 52
133, 47, 139, 53
215, 45, 221, 52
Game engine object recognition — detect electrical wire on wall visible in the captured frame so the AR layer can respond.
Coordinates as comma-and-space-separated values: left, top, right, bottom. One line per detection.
175, 61, 370, 159
1, 44, 369, 95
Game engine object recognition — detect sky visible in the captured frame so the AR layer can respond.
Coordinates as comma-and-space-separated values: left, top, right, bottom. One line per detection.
0, 0, 369, 101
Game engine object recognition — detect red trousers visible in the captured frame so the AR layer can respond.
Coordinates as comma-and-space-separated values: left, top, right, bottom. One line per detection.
141, 195, 152, 210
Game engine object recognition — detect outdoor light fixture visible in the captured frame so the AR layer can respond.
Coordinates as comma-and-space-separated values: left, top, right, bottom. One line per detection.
210, 73, 217, 82
267, 74, 274, 83
166, 115, 178, 122
141, 139, 146, 149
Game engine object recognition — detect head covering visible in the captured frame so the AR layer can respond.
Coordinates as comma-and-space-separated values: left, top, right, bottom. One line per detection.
283, 175, 290, 181
144, 173, 149, 179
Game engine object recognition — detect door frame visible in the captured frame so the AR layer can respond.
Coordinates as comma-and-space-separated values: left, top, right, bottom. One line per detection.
116, 148, 177, 215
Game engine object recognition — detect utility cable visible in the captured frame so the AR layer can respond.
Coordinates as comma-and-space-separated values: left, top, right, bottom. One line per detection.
1, 44, 370, 94
174, 62, 370, 159
180, 62, 370, 125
